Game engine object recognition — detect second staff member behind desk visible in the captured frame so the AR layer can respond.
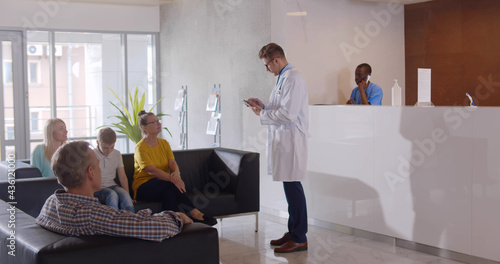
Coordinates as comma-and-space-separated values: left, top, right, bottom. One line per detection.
346, 63, 383, 105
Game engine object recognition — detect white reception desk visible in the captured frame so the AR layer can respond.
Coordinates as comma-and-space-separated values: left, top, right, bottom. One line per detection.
249, 105, 500, 262
306, 106, 500, 261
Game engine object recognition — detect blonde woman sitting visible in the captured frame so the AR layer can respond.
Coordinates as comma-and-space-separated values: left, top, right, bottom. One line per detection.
31, 118, 68, 177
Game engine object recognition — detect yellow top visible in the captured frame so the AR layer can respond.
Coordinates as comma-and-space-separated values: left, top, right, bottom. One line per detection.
132, 138, 175, 199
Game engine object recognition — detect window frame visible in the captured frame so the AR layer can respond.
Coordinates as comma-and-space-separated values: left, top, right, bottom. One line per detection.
22, 29, 161, 157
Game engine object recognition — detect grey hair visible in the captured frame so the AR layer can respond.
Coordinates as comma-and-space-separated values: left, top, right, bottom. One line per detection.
51, 141, 93, 189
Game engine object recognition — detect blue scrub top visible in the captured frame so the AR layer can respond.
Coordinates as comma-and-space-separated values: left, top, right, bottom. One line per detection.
350, 83, 383, 105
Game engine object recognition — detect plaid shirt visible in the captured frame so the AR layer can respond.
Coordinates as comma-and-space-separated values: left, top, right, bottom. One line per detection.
36, 190, 183, 242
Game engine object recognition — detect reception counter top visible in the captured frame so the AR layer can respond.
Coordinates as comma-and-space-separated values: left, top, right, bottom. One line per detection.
246, 105, 500, 262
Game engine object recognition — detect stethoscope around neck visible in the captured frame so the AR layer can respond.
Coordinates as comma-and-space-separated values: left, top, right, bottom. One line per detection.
275, 78, 285, 96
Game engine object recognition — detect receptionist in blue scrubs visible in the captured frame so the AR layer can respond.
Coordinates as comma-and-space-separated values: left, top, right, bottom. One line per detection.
346, 63, 383, 105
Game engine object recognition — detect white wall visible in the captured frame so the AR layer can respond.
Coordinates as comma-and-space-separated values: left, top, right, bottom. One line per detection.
0, 0, 159, 32
159, 0, 271, 150
271, 0, 406, 106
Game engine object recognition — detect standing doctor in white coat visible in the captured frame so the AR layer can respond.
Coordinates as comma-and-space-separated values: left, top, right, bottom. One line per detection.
246, 43, 309, 253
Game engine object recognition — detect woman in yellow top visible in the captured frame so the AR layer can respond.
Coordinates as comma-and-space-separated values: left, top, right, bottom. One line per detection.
132, 110, 216, 226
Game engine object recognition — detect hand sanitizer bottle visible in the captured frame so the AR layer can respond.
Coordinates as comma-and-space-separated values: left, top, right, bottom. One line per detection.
392, 79, 402, 106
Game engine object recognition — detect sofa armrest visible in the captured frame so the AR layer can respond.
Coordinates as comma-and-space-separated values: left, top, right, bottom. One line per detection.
18, 159, 31, 165
0, 201, 69, 264
0, 177, 62, 218
0, 160, 42, 180
213, 148, 260, 213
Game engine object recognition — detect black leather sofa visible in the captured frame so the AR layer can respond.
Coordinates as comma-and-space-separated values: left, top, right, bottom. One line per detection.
1, 148, 260, 221
0, 198, 219, 264
0, 147, 259, 263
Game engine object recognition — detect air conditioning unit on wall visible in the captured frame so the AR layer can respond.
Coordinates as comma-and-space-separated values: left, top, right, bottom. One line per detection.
27, 44, 43, 56
46, 45, 63, 57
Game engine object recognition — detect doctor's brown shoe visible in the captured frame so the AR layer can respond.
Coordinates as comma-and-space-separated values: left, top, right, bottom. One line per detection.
270, 232, 291, 246
274, 240, 308, 253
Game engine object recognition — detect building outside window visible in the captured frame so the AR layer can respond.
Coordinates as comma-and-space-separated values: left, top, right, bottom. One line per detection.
31, 112, 39, 132
28, 61, 41, 85
3, 61, 12, 85
25, 31, 158, 155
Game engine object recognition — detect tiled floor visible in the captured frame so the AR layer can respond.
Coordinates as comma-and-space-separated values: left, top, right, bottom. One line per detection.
216, 213, 464, 264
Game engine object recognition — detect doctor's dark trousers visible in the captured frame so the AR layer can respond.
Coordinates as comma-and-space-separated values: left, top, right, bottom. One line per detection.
283, 181, 308, 243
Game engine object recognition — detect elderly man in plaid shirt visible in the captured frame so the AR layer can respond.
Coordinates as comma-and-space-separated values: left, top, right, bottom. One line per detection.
36, 141, 193, 242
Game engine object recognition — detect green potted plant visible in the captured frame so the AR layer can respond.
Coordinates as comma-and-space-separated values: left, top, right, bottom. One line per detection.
102, 87, 171, 143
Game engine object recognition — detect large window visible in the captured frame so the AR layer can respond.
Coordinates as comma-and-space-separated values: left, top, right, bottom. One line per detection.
127, 34, 156, 106
26, 31, 159, 154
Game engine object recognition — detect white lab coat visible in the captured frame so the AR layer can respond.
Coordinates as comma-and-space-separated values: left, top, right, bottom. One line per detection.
260, 66, 309, 182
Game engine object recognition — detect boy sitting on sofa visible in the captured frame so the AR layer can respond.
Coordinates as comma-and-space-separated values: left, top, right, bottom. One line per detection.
93, 127, 135, 212
36, 141, 193, 241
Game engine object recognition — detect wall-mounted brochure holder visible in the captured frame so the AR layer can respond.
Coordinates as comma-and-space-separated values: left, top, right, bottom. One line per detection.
206, 84, 221, 147
176, 86, 188, 150
206, 93, 217, 111
206, 117, 218, 135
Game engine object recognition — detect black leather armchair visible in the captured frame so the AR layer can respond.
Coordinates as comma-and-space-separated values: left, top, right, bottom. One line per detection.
1, 147, 260, 227
123, 148, 260, 230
